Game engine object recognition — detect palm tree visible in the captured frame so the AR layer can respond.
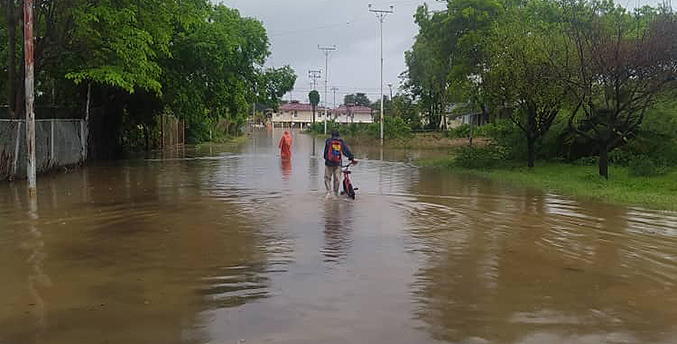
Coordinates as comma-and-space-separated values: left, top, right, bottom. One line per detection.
309, 90, 320, 124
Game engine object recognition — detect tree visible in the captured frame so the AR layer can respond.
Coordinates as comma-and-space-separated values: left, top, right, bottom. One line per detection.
483, 0, 567, 167
561, 1, 677, 178
392, 93, 421, 129
343, 92, 370, 107
160, 2, 276, 140
1, 0, 290, 153
4, 0, 16, 118
258, 65, 296, 111
309, 90, 319, 123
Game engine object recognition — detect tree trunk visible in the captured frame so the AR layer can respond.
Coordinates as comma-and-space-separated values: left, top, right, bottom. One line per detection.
144, 125, 149, 152
312, 106, 315, 124
14, 2, 25, 119
6, 0, 16, 118
598, 144, 609, 179
527, 135, 535, 168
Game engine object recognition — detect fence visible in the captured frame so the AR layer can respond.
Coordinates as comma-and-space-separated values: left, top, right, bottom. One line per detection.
161, 114, 185, 148
0, 119, 86, 180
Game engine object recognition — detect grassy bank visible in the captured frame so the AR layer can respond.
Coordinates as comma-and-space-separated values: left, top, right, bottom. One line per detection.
420, 158, 677, 210
307, 131, 489, 150
199, 135, 248, 146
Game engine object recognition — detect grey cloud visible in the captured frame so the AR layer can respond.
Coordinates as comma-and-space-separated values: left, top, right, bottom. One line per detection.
217, 0, 445, 104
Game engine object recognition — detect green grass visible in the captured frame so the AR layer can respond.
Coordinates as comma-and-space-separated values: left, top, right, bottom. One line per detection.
199, 135, 248, 145
303, 131, 487, 150
419, 158, 677, 210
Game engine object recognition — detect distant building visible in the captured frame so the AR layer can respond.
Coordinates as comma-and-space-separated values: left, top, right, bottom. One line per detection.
332, 104, 374, 124
270, 101, 326, 127
270, 101, 374, 127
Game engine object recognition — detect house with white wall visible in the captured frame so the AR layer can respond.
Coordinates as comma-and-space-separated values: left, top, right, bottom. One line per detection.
271, 101, 327, 127
332, 105, 374, 124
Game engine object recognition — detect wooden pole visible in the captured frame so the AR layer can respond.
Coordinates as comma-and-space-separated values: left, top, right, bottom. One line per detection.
24, 0, 36, 195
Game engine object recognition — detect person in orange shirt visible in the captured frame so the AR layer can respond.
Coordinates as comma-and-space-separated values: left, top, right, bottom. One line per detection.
279, 130, 292, 159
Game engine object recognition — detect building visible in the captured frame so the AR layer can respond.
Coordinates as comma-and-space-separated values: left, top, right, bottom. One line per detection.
270, 101, 327, 128
270, 101, 374, 127
331, 105, 374, 124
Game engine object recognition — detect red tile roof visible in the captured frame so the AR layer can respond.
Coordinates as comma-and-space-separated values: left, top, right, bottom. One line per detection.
334, 105, 373, 114
279, 103, 326, 112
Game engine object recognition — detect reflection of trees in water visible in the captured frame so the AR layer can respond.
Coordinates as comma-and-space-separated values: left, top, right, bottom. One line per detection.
322, 200, 354, 264
405, 173, 677, 343
1, 155, 280, 344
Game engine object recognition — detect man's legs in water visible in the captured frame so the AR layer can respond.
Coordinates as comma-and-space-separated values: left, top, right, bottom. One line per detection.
332, 166, 341, 195
324, 165, 341, 196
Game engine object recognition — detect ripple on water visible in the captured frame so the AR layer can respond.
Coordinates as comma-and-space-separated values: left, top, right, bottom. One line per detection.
199, 263, 272, 309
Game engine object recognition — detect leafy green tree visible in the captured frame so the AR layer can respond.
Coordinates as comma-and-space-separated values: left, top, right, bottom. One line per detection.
405, 0, 503, 130
560, 1, 677, 178
258, 65, 296, 111
309, 90, 320, 123
392, 94, 421, 129
66, 0, 174, 93
343, 92, 371, 107
482, 0, 567, 167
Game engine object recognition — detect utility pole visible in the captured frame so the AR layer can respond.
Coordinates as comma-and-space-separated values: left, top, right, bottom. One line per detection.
369, 3, 394, 146
308, 70, 322, 91
318, 45, 337, 135
24, 0, 36, 195
331, 86, 339, 110
388, 83, 393, 101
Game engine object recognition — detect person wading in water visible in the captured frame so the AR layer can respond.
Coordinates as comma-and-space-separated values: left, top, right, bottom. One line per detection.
279, 130, 292, 159
324, 130, 357, 198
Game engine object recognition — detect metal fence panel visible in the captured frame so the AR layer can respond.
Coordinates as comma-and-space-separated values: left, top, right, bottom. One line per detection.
0, 119, 85, 180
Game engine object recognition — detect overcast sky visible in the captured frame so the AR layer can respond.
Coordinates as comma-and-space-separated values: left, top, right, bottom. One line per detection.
218, 0, 659, 106
217, 0, 447, 106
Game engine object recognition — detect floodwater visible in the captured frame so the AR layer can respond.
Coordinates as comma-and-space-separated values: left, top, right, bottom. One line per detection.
2, 129, 677, 344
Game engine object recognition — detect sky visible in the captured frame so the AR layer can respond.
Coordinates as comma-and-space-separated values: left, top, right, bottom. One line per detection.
218, 0, 660, 107
218, 0, 447, 106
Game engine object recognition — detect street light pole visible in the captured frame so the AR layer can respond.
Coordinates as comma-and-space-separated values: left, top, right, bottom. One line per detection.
319, 45, 337, 135
369, 4, 393, 146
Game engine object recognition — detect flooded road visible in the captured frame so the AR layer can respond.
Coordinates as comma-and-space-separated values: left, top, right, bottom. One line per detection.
2, 129, 677, 344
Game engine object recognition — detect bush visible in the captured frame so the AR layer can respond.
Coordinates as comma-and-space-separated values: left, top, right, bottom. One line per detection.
454, 145, 509, 169
628, 155, 668, 177
609, 149, 635, 166
383, 116, 412, 138
573, 156, 598, 166
447, 124, 470, 138
307, 118, 412, 139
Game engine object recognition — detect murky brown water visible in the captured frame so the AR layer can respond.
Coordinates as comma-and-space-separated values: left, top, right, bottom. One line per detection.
2, 129, 677, 344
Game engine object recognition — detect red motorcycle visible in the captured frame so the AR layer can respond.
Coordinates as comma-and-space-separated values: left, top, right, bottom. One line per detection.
340, 161, 358, 199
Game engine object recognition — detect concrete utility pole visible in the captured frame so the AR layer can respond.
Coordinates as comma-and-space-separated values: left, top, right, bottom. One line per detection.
308, 70, 322, 91
24, 0, 36, 195
369, 3, 394, 146
318, 45, 337, 135
388, 83, 393, 102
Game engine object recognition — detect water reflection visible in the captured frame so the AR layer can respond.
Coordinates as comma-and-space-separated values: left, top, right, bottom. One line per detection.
1, 130, 676, 344
405, 171, 677, 344
0, 150, 277, 344
280, 158, 291, 180
321, 200, 354, 264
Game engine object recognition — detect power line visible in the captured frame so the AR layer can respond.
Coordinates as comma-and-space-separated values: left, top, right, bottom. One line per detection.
308, 70, 322, 91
